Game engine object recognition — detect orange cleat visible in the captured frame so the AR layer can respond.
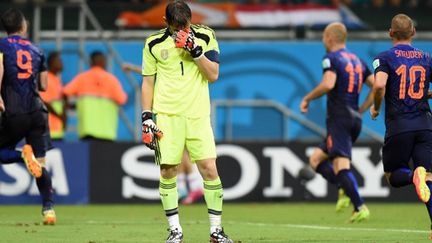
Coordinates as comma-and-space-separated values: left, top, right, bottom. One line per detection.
42, 209, 56, 225
413, 166, 430, 203
21, 144, 42, 178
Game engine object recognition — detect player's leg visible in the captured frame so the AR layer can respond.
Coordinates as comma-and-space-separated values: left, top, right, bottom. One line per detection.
195, 159, 232, 243
411, 131, 432, 203
382, 132, 415, 189
0, 147, 23, 164
411, 131, 432, 238
333, 156, 369, 222
0, 116, 42, 177
196, 159, 223, 230
27, 110, 55, 224
157, 114, 186, 243
310, 145, 337, 185
309, 144, 349, 212
331, 119, 368, 222
160, 164, 183, 242
35, 157, 55, 225
186, 116, 233, 243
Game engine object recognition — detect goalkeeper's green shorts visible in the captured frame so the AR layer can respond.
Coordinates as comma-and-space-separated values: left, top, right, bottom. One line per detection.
155, 113, 217, 165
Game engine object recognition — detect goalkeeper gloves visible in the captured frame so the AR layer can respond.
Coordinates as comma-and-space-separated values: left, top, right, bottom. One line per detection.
174, 28, 203, 59
142, 111, 163, 163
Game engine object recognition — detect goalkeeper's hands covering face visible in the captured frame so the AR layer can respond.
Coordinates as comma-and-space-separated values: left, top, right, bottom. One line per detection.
173, 28, 203, 59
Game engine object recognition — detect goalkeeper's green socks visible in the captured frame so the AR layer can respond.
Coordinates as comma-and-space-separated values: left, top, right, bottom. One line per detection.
204, 177, 223, 233
160, 176, 182, 232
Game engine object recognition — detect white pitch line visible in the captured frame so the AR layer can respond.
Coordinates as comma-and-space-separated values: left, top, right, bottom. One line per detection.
79, 220, 429, 235
229, 221, 429, 234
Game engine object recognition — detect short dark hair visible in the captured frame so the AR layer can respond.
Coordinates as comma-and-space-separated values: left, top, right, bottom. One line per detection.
90, 51, 105, 66
165, 0, 191, 29
0, 8, 25, 34
47, 51, 60, 68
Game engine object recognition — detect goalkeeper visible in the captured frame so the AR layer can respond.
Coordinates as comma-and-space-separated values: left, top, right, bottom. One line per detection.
140, 1, 233, 243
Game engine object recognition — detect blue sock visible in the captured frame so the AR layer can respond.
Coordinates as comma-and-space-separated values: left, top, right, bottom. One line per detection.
36, 168, 54, 209
316, 161, 337, 185
389, 168, 413, 188
425, 182, 432, 226
0, 149, 23, 164
337, 169, 364, 211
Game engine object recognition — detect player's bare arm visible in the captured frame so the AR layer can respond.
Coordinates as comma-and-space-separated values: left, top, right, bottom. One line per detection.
370, 71, 388, 120
142, 75, 155, 111
38, 71, 48, 91
300, 70, 336, 113
122, 63, 141, 74
194, 55, 219, 82
359, 74, 375, 113
141, 74, 162, 153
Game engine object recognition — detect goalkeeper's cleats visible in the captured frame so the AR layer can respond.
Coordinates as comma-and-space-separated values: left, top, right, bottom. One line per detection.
210, 228, 234, 243
182, 188, 204, 205
166, 228, 183, 243
42, 208, 56, 225
22, 144, 42, 178
349, 205, 370, 223
336, 188, 351, 213
413, 166, 430, 203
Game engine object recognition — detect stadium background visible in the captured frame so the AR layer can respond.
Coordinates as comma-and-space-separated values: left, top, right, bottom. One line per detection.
0, 0, 428, 204
0, 2, 432, 241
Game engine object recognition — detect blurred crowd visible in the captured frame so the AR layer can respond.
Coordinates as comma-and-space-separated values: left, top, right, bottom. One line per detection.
9, 0, 431, 8
203, 0, 428, 8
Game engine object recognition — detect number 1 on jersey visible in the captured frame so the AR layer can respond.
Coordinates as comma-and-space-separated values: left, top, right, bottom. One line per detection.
180, 61, 184, 75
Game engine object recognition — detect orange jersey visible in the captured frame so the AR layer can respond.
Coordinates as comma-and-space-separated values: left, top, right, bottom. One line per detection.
39, 71, 64, 139
63, 67, 127, 105
40, 72, 63, 102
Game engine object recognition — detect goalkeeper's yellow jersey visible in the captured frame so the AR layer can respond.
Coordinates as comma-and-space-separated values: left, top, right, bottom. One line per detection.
142, 24, 219, 118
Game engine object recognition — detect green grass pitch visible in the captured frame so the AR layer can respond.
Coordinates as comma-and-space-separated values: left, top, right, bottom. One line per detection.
0, 203, 430, 242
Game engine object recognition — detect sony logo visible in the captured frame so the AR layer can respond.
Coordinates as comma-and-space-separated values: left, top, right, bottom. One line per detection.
121, 144, 389, 200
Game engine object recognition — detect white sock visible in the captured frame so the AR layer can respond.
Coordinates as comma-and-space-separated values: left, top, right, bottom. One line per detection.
209, 214, 221, 233
167, 214, 182, 232
188, 165, 203, 191
177, 173, 187, 193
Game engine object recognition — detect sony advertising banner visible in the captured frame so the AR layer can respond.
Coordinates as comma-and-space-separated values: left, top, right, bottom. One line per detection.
89, 142, 416, 203
0, 142, 89, 204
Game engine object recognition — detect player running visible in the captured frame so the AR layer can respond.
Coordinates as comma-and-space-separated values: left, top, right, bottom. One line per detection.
300, 22, 374, 222
370, 14, 432, 239
141, 1, 233, 242
0, 9, 55, 225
